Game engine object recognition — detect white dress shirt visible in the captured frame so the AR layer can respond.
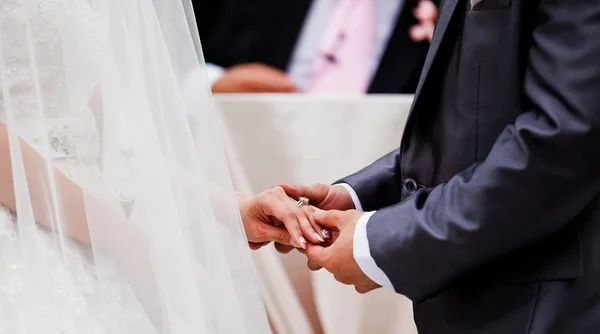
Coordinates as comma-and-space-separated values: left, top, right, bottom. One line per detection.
338, 184, 393, 289
206, 0, 405, 90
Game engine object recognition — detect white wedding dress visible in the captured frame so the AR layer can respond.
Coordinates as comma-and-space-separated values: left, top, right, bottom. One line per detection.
0, 0, 268, 333
0, 208, 157, 333
0, 3, 154, 331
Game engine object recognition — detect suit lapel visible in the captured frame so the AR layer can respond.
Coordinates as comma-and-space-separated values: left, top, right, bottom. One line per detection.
412, 0, 460, 101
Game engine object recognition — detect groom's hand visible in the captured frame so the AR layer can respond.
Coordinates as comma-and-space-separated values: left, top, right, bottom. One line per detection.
305, 209, 381, 294
281, 184, 355, 211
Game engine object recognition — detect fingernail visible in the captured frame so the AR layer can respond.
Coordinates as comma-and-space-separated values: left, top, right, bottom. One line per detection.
314, 232, 324, 243
299, 236, 307, 249
321, 229, 330, 239
290, 240, 298, 248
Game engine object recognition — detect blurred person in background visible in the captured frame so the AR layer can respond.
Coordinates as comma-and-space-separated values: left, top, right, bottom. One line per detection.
193, 0, 438, 94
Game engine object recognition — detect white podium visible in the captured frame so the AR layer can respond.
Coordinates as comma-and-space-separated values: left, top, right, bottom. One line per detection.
215, 94, 417, 334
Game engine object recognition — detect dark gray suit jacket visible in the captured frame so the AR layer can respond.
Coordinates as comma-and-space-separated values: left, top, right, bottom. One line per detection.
340, 0, 600, 333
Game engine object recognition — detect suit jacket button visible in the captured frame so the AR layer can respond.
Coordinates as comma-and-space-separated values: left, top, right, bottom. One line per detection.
404, 178, 418, 193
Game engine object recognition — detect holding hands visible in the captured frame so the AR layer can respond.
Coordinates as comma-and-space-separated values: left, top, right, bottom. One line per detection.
238, 186, 325, 253
307, 209, 380, 294
239, 184, 380, 294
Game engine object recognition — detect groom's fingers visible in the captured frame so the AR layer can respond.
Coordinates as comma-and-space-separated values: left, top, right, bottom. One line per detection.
305, 243, 331, 270
307, 259, 323, 271
280, 184, 328, 204
302, 205, 329, 240
313, 209, 343, 229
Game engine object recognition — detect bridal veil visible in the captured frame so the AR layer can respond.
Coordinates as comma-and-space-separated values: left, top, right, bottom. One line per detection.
0, 0, 269, 332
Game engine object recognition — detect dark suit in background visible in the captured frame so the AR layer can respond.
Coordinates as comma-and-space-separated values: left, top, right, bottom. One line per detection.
340, 0, 600, 332
193, 0, 436, 94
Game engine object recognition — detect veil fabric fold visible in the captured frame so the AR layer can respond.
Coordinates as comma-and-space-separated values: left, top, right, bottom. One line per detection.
0, 0, 269, 332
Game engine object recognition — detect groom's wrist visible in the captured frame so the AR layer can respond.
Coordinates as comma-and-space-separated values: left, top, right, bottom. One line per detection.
353, 211, 394, 289
337, 183, 363, 211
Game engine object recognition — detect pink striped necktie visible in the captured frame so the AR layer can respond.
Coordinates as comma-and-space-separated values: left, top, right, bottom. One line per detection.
307, 0, 376, 94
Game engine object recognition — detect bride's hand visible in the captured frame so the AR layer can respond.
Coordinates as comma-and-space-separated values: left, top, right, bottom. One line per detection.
237, 186, 326, 252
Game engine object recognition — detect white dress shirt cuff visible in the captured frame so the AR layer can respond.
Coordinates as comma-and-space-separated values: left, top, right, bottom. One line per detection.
353, 211, 394, 290
206, 63, 226, 86
337, 183, 363, 211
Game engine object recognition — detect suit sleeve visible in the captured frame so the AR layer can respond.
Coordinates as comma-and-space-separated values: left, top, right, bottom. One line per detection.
336, 149, 404, 212
365, 0, 600, 302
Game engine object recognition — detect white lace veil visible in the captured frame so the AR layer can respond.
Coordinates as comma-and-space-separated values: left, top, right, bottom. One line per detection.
0, 0, 269, 332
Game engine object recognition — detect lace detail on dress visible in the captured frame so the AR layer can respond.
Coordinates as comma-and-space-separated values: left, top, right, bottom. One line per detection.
47, 125, 76, 156
0, 0, 134, 204
0, 1, 151, 332
0, 0, 103, 172
0, 206, 157, 333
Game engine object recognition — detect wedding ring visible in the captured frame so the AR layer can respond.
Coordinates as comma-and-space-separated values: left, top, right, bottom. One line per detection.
296, 197, 309, 208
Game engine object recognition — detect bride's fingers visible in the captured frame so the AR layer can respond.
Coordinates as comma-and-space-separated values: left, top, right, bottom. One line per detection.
258, 189, 305, 247
262, 199, 307, 248
281, 196, 324, 245
270, 186, 323, 245
274, 242, 294, 254
249, 241, 269, 250
302, 205, 329, 240
256, 224, 292, 246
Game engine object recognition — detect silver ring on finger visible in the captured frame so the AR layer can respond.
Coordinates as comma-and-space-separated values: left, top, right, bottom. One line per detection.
296, 196, 309, 208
